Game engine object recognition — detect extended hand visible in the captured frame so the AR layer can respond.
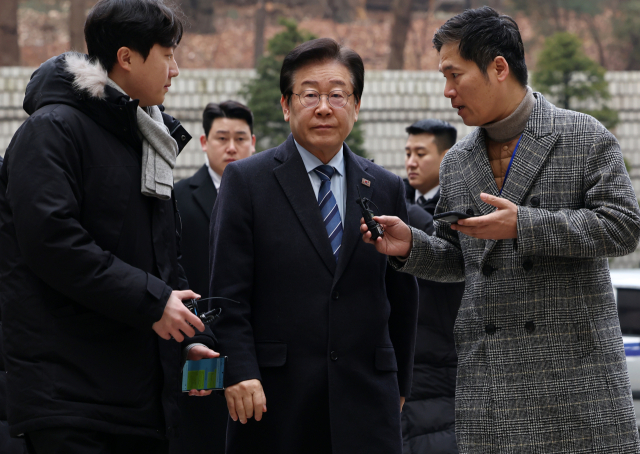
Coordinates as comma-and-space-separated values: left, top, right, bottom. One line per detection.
152, 290, 205, 342
225, 379, 267, 424
186, 345, 220, 397
400, 396, 405, 412
451, 193, 518, 240
360, 216, 412, 258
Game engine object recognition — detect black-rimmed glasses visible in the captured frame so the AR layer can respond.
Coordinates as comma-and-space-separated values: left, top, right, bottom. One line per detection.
292, 89, 354, 108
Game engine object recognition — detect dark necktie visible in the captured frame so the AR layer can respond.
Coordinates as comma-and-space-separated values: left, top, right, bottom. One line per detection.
313, 165, 343, 262
417, 195, 428, 208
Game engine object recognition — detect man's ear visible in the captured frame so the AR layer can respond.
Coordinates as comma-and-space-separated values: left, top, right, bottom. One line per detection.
200, 134, 208, 151
251, 134, 257, 154
115, 47, 134, 73
354, 98, 361, 122
494, 56, 510, 83
281, 95, 290, 122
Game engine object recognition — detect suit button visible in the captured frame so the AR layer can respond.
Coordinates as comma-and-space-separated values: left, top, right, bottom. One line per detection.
525, 321, 536, 333
522, 260, 533, 271
466, 208, 475, 216
332, 291, 339, 300
330, 351, 338, 361
530, 196, 540, 207
181, 134, 187, 141
482, 264, 494, 276
485, 323, 497, 335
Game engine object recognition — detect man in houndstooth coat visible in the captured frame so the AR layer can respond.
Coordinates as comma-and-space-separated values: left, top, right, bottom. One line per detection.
362, 7, 640, 454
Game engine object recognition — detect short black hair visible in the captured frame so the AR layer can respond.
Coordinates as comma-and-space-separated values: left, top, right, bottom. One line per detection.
406, 119, 457, 153
432, 6, 528, 87
85, 0, 184, 72
280, 38, 364, 104
203, 101, 254, 137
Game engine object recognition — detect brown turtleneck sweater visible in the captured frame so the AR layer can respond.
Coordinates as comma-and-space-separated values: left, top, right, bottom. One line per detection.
482, 86, 535, 191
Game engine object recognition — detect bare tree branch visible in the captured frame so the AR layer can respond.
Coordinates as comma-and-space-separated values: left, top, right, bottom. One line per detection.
0, 0, 20, 65
387, 0, 413, 69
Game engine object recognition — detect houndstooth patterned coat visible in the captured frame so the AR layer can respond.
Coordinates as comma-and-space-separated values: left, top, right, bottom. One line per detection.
394, 93, 640, 453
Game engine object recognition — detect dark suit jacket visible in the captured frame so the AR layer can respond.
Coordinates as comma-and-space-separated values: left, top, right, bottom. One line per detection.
210, 135, 419, 454
174, 165, 217, 300
172, 164, 227, 454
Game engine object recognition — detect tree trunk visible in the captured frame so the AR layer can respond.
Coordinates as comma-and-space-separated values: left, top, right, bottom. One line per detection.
324, 0, 357, 23
585, 15, 606, 68
190, 0, 215, 34
254, 0, 266, 67
69, 0, 87, 53
0, 0, 20, 66
626, 34, 640, 70
387, 0, 413, 70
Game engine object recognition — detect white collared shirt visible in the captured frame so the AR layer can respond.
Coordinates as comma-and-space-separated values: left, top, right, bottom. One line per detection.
294, 140, 346, 225
205, 157, 222, 190
415, 185, 439, 204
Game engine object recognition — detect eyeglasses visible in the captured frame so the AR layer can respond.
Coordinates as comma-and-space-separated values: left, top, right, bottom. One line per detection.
291, 89, 354, 108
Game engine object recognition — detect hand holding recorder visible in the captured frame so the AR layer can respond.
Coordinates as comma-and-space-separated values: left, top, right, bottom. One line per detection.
360, 215, 413, 258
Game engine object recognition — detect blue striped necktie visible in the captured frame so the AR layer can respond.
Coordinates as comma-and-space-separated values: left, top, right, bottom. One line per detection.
313, 165, 343, 262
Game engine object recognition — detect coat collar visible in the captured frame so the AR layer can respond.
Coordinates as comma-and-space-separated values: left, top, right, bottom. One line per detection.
189, 164, 217, 221
273, 134, 374, 280
453, 92, 560, 262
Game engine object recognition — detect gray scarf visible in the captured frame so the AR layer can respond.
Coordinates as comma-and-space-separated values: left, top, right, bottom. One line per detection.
482, 86, 535, 143
107, 78, 177, 200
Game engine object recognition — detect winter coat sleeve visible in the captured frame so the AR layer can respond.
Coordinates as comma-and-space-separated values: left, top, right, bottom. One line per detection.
385, 176, 419, 397
390, 159, 465, 283
6, 109, 171, 330
516, 130, 640, 258
209, 162, 260, 387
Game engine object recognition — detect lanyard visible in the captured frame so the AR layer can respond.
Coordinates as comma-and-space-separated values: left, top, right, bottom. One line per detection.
498, 135, 522, 196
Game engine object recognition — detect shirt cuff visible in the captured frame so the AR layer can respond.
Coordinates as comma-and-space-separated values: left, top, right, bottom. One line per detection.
182, 342, 208, 367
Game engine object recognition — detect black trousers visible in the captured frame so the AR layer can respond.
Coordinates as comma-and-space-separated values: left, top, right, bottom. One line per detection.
25, 428, 169, 454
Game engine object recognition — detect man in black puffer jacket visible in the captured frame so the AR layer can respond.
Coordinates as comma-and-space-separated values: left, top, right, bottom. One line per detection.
0, 1, 218, 453
0, 155, 27, 454
401, 120, 464, 454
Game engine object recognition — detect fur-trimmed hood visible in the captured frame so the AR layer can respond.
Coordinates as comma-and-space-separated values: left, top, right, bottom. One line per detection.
64, 52, 110, 100
23, 52, 133, 116
22, 52, 191, 154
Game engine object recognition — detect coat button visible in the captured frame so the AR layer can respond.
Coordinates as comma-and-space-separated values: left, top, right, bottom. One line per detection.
522, 260, 533, 271
331, 291, 339, 300
525, 321, 536, 333
485, 323, 497, 335
482, 264, 495, 276
181, 134, 187, 141
330, 351, 338, 361
530, 196, 540, 207
466, 208, 475, 216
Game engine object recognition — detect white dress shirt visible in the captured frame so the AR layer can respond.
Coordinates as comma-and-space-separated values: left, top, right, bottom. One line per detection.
294, 140, 346, 225
415, 185, 439, 204
205, 157, 222, 190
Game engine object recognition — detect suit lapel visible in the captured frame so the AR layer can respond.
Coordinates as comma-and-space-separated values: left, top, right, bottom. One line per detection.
190, 165, 218, 221
273, 136, 337, 275
456, 130, 499, 216
499, 96, 559, 207
333, 146, 374, 284
470, 93, 559, 264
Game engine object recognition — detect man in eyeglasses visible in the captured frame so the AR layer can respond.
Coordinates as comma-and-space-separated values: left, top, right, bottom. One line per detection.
209, 38, 419, 454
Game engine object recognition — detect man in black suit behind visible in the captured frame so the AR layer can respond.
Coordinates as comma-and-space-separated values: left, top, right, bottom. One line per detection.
209, 38, 419, 454
401, 120, 464, 454
172, 101, 255, 454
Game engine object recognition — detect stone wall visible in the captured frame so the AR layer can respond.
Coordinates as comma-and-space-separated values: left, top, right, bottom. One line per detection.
2, 66, 639, 268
